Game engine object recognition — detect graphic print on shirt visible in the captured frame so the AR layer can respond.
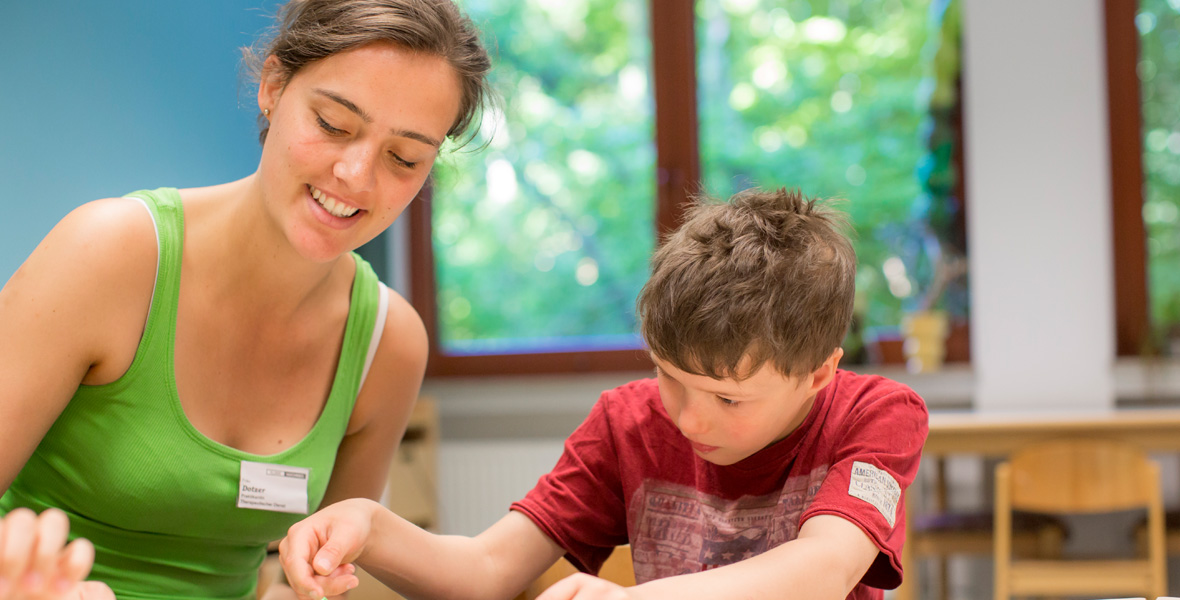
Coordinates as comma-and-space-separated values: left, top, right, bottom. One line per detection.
627, 466, 828, 583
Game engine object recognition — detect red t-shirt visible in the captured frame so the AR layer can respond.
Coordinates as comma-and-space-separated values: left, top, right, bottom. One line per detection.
511, 370, 928, 599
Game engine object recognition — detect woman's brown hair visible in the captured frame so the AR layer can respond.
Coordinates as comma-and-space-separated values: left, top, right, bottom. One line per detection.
243, 0, 492, 146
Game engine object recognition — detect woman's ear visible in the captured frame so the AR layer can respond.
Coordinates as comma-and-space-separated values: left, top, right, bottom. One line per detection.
257, 55, 285, 115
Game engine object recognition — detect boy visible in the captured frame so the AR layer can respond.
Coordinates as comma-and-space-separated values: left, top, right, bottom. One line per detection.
281, 188, 929, 600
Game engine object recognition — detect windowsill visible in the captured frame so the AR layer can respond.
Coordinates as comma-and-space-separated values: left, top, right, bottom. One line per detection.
426, 358, 1180, 440
1114, 356, 1180, 406
424, 362, 977, 440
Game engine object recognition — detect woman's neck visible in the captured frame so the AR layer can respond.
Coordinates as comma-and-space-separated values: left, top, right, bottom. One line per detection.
177, 174, 350, 322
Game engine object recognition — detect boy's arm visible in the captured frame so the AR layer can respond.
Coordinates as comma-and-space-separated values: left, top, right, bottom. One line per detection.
538, 515, 877, 600
282, 500, 566, 600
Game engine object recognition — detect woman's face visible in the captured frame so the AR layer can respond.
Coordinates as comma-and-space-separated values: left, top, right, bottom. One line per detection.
257, 42, 462, 263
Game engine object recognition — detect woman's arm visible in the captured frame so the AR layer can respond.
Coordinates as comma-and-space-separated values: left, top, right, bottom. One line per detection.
318, 287, 430, 507
0, 198, 157, 494
0, 199, 154, 598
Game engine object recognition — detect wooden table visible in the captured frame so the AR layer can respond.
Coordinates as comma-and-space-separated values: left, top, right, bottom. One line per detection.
895, 408, 1180, 600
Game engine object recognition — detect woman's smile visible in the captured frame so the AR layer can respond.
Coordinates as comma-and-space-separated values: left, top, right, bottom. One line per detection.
304, 185, 364, 231
308, 184, 360, 218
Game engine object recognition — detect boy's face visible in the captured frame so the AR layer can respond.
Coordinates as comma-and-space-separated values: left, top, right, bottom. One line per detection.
651, 351, 841, 466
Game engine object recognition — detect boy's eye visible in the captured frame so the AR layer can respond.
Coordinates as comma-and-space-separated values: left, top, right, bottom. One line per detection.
718, 396, 739, 406
316, 115, 346, 136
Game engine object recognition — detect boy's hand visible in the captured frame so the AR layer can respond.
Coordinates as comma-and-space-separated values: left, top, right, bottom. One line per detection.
0, 508, 114, 600
279, 499, 376, 599
535, 573, 636, 600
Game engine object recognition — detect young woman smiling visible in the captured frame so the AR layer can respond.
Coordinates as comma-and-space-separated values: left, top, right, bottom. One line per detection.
0, 1, 490, 598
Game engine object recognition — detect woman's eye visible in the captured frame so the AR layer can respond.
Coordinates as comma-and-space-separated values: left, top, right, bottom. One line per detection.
390, 153, 418, 169
316, 115, 346, 136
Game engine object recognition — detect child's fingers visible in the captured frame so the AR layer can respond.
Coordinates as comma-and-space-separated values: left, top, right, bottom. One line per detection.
0, 508, 38, 595
311, 565, 359, 598
310, 540, 352, 577
27, 508, 71, 592
535, 574, 629, 600
278, 535, 325, 599
294, 565, 358, 599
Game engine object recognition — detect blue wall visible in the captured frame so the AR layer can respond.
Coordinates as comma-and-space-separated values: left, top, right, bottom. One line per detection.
1, 0, 283, 282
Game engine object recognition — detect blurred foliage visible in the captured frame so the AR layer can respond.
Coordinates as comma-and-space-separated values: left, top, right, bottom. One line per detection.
434, 0, 656, 353
1137, 0, 1180, 348
698, 0, 963, 341
431, 0, 964, 358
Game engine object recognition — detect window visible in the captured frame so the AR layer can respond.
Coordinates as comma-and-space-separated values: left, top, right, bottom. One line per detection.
411, 0, 967, 376
1106, 0, 1180, 356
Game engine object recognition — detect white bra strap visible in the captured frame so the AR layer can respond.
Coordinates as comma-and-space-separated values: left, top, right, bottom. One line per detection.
359, 283, 390, 391
126, 196, 160, 328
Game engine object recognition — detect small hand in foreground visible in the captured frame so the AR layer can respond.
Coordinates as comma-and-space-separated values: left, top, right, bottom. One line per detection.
280, 499, 376, 600
536, 573, 637, 600
0, 508, 114, 600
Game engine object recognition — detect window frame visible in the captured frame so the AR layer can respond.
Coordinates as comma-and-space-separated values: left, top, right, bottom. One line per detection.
409, 0, 697, 376
1104, 0, 1152, 357
410, 0, 969, 377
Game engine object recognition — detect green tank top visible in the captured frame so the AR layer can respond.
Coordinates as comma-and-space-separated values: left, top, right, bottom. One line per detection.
1, 188, 385, 599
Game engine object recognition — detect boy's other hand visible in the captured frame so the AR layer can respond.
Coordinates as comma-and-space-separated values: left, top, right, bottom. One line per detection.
0, 508, 114, 600
536, 573, 635, 600
279, 499, 376, 599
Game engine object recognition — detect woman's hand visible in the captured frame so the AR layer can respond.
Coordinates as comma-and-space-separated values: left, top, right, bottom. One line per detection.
0, 508, 114, 600
279, 499, 378, 599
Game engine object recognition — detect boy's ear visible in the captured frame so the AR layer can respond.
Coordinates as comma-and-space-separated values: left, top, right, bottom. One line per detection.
805, 347, 844, 395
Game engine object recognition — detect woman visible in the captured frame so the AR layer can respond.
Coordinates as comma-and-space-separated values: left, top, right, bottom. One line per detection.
0, 0, 490, 598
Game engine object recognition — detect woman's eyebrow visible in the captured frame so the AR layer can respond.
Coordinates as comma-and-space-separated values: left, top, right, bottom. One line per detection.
313, 88, 443, 148
315, 88, 371, 122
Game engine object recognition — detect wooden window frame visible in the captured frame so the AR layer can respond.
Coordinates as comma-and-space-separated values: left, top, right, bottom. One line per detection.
409, 0, 970, 377
1104, 0, 1152, 356
410, 0, 698, 376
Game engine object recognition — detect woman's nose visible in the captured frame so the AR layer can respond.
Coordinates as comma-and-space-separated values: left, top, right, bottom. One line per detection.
333, 144, 377, 192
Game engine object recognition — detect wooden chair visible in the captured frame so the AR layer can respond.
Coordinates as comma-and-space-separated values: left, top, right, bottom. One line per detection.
904, 457, 1065, 600
910, 509, 1065, 598
516, 546, 634, 600
994, 438, 1167, 600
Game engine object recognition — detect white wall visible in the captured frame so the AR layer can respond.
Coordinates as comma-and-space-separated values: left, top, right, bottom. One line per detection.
962, 0, 1116, 412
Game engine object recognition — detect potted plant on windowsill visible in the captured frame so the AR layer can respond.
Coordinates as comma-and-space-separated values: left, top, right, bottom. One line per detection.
900, 242, 968, 373
875, 214, 968, 373
893, 0, 967, 373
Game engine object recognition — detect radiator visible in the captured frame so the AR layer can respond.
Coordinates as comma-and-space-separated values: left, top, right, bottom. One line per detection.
438, 439, 566, 536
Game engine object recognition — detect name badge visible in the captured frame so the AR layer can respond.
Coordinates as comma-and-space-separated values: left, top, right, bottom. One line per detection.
237, 460, 310, 514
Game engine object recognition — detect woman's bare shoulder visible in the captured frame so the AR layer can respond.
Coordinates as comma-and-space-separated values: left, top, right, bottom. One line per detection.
0, 196, 161, 393
44, 197, 160, 270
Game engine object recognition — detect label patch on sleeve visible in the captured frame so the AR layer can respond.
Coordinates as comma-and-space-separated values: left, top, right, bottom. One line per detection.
848, 461, 900, 527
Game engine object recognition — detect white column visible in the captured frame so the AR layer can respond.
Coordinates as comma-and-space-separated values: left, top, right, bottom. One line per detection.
962, 0, 1116, 411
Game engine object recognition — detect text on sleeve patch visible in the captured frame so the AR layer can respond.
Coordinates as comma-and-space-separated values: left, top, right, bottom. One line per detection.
848, 460, 900, 527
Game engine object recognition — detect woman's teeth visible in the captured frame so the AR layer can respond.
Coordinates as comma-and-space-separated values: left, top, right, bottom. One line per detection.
309, 186, 359, 218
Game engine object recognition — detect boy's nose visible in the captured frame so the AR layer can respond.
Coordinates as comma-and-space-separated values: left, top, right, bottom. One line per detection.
676, 398, 709, 436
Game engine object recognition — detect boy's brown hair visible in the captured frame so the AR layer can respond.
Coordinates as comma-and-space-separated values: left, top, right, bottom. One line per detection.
637, 187, 856, 380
